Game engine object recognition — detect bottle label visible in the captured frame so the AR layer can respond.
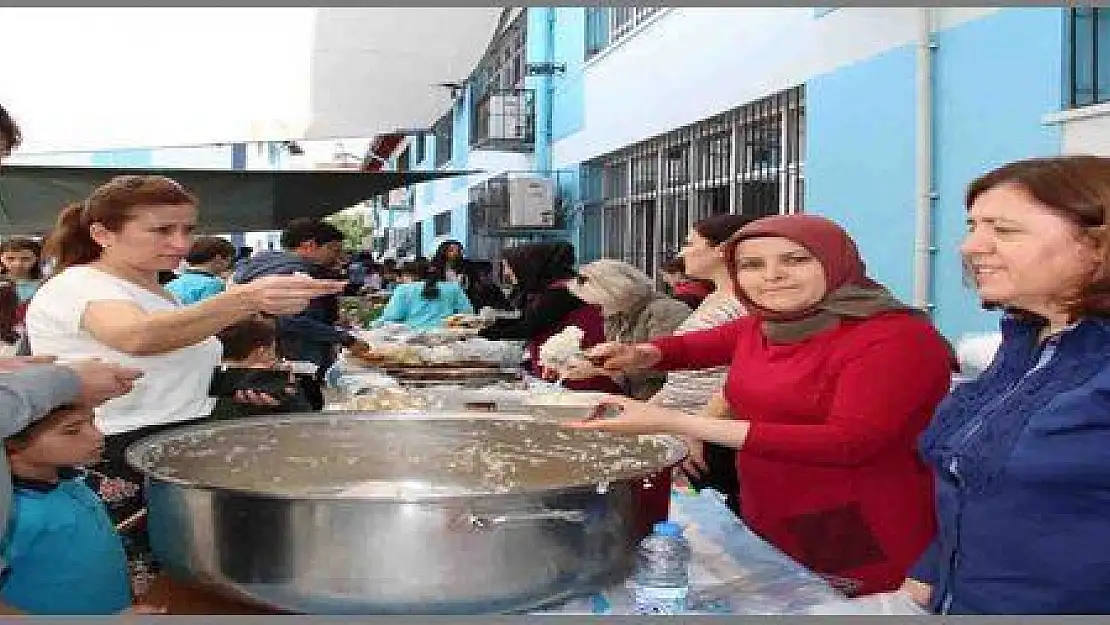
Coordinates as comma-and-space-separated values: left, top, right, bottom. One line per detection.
633, 586, 688, 615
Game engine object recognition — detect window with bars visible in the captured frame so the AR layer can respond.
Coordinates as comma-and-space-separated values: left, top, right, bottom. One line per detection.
473, 14, 528, 102
433, 109, 454, 168
1069, 7, 1110, 108
433, 211, 452, 237
585, 7, 662, 60
405, 222, 423, 257
581, 85, 804, 281
411, 134, 426, 166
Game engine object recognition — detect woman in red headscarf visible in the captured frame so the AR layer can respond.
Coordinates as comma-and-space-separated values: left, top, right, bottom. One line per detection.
560, 214, 953, 596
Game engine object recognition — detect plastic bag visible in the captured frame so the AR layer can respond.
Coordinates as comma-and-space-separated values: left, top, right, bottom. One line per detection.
536, 489, 844, 615
806, 591, 929, 615
670, 490, 846, 614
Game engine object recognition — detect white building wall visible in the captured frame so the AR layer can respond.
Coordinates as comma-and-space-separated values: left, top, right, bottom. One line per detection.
552, 7, 1000, 168
1049, 102, 1110, 156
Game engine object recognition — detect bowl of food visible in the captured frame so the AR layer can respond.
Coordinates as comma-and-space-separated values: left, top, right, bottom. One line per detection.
521, 391, 612, 422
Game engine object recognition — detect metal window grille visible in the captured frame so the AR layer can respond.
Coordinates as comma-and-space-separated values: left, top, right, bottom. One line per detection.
433, 211, 452, 237
1068, 7, 1110, 108
411, 134, 426, 165
585, 7, 662, 61
581, 85, 804, 282
473, 14, 528, 102
405, 222, 423, 257
471, 89, 536, 151
433, 109, 454, 168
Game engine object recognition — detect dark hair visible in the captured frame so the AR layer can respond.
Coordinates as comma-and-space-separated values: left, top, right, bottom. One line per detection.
694, 214, 760, 246
431, 240, 464, 276
0, 280, 19, 344
401, 259, 439, 300
966, 155, 1110, 317
660, 256, 686, 275
44, 175, 197, 273
217, 315, 277, 361
281, 218, 344, 249
6, 403, 80, 448
0, 104, 21, 156
186, 236, 237, 265
0, 237, 42, 280
501, 241, 577, 296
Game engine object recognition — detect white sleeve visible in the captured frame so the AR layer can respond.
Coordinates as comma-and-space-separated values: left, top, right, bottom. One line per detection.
36, 270, 138, 335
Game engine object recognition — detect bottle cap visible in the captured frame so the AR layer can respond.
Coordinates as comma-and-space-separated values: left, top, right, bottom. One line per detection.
652, 521, 683, 537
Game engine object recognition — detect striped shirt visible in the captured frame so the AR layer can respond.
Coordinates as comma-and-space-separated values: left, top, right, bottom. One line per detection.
649, 291, 745, 414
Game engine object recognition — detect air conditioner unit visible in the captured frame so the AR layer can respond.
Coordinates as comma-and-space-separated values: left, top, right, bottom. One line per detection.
469, 201, 489, 230
486, 94, 526, 141
507, 177, 556, 228
387, 187, 410, 208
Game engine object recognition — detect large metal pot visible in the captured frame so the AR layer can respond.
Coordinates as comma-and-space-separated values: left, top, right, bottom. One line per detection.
126, 412, 685, 614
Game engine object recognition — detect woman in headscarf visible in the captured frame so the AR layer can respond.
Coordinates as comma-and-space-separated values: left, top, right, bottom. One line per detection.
559, 214, 953, 596
479, 241, 619, 393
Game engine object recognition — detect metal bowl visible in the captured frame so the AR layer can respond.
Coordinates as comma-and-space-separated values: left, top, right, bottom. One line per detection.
127, 412, 685, 614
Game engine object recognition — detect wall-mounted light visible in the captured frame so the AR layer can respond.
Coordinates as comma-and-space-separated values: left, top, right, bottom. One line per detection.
435, 82, 466, 99
525, 62, 566, 76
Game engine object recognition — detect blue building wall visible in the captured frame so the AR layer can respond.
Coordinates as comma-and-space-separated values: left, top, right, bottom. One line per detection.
89, 149, 153, 167
549, 8, 587, 143
805, 44, 919, 309
805, 8, 1065, 341
931, 7, 1064, 339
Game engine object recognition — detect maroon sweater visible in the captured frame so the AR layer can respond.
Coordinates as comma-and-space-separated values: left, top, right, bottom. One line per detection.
652, 311, 950, 595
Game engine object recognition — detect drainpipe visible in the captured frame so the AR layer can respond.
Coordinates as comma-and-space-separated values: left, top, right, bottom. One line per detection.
538, 7, 556, 175
913, 8, 938, 315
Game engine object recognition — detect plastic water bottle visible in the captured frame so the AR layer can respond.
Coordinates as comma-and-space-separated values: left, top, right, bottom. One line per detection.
631, 521, 692, 614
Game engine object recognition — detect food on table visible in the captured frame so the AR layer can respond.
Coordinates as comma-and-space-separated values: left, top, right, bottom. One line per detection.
538, 326, 587, 369
344, 387, 428, 411
444, 314, 486, 329
136, 417, 676, 496
346, 343, 424, 367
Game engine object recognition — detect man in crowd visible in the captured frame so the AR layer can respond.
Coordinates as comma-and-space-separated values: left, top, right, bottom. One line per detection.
232, 218, 370, 408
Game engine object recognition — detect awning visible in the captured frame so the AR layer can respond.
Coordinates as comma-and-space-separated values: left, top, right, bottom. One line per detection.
0, 166, 472, 235
0, 8, 504, 153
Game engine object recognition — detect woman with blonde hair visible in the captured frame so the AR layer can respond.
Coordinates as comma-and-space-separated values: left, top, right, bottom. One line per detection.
568, 258, 690, 399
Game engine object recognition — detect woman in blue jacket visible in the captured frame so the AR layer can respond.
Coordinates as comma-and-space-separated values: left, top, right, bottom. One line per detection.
901, 155, 1110, 614
374, 259, 472, 330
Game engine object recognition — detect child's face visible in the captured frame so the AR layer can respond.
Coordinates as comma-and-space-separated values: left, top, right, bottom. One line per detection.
246, 344, 279, 368
10, 407, 105, 469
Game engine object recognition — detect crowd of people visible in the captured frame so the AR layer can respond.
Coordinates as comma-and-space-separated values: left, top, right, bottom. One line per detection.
0, 96, 1108, 616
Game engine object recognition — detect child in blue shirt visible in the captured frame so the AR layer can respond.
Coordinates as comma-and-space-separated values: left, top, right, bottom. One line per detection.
0, 403, 152, 614
373, 260, 473, 330
165, 236, 237, 305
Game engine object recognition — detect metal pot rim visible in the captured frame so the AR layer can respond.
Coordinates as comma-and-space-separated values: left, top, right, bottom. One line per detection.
124, 411, 687, 503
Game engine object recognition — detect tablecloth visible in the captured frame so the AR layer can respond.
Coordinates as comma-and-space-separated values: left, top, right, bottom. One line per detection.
535, 488, 846, 615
